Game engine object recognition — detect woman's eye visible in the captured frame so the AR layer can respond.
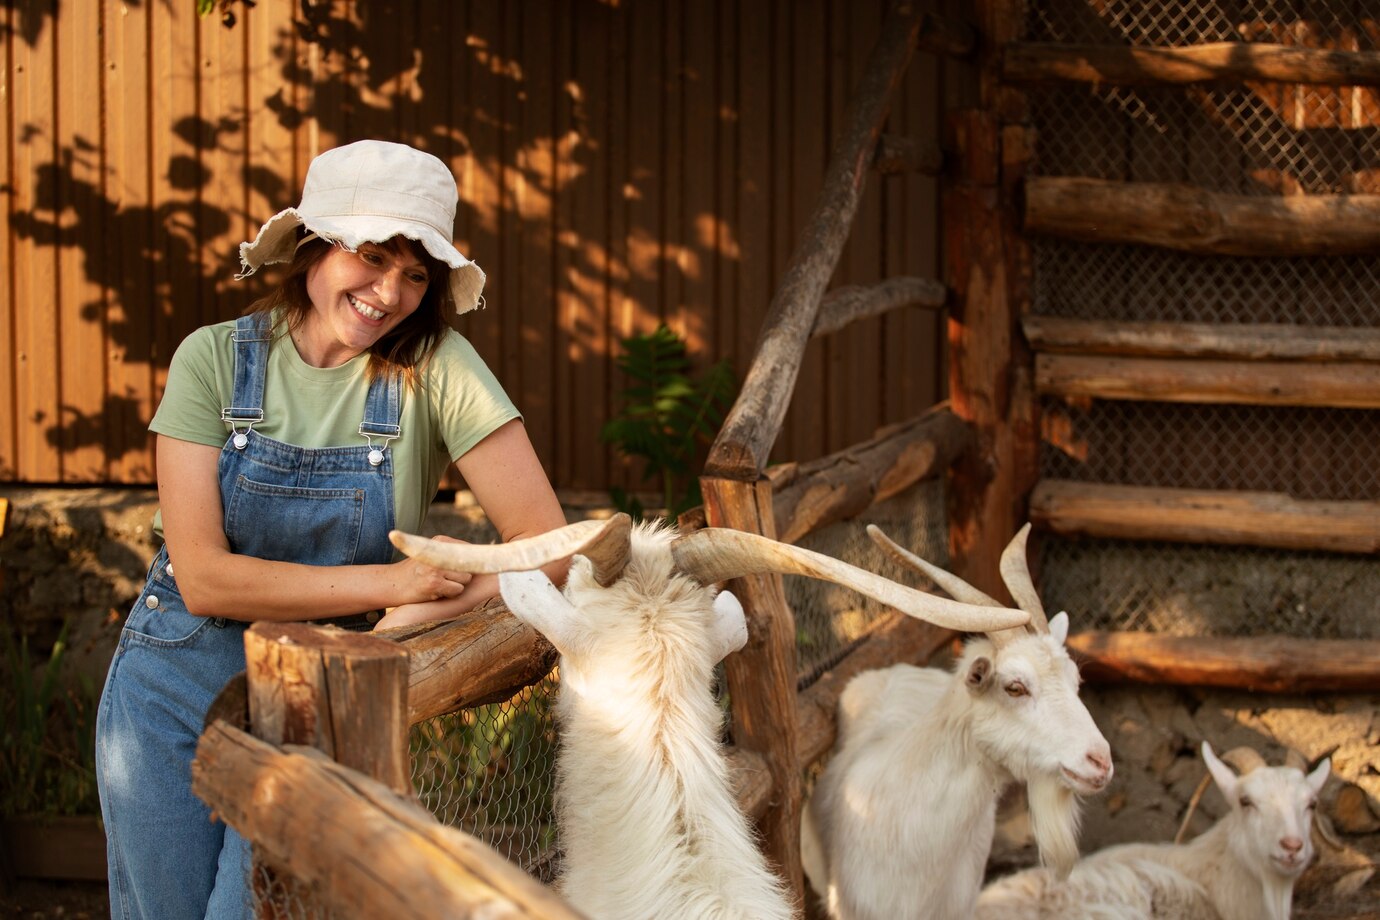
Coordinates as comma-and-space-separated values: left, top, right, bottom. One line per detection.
407, 271, 429, 285
360, 250, 385, 266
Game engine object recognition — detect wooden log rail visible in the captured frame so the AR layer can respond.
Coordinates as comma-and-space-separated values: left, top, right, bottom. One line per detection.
1031, 480, 1380, 554
1003, 41, 1380, 87
1069, 633, 1380, 694
1024, 177, 1380, 257
193, 724, 582, 920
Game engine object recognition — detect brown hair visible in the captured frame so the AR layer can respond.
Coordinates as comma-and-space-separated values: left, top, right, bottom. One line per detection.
244, 233, 455, 383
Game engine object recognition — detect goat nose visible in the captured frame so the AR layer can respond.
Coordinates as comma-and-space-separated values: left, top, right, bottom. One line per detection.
1086, 750, 1112, 776
1280, 836, 1303, 854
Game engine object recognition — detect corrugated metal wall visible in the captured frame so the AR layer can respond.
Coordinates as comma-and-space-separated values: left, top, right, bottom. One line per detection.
1, 0, 953, 492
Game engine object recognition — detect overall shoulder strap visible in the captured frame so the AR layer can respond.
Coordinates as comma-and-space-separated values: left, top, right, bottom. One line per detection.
222, 313, 272, 427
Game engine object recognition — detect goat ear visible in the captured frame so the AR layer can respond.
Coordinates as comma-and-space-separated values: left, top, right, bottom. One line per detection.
1201, 742, 1239, 800
1306, 758, 1331, 794
965, 656, 994, 694
498, 570, 587, 659
709, 590, 749, 662
1047, 611, 1070, 645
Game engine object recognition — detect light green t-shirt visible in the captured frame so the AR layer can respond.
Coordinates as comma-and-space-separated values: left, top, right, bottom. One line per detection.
149, 315, 520, 540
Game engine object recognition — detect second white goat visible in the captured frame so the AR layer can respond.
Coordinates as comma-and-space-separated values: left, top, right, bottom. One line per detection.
801, 524, 1113, 920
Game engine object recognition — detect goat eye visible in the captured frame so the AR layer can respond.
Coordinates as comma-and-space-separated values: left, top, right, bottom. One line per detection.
1239, 797, 1254, 809
1004, 682, 1028, 698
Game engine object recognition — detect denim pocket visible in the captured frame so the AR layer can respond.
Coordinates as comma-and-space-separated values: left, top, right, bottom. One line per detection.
224, 474, 365, 566
122, 564, 211, 648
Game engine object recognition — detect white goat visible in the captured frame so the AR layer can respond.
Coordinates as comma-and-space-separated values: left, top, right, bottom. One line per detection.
392, 515, 1027, 920
801, 524, 1113, 920
975, 741, 1331, 920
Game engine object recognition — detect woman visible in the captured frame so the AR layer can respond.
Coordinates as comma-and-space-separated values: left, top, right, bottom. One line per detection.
95, 140, 567, 919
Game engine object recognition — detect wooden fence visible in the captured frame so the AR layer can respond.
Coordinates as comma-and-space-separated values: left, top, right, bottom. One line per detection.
0, 0, 955, 492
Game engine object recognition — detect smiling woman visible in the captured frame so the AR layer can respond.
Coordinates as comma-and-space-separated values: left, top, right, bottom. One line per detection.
93, 140, 568, 920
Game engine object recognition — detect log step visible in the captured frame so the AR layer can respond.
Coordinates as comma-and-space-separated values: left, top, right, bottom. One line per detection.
1069, 632, 1380, 693
1025, 177, 1380, 257
1003, 41, 1380, 88
1023, 316, 1380, 363
1031, 480, 1380, 554
1035, 353, 1380, 408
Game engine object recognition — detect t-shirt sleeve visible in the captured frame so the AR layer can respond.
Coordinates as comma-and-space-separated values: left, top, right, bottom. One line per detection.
427, 332, 522, 463
149, 325, 232, 448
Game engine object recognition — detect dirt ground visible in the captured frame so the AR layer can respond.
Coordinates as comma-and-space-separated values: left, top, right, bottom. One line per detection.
0, 879, 106, 918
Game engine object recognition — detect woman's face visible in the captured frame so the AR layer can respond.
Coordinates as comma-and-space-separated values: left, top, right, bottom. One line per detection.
299, 240, 431, 366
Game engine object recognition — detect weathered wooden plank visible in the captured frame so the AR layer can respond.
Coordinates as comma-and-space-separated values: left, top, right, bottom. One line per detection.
773, 405, 973, 545
12, 3, 60, 481
1031, 480, 1380, 554
192, 723, 581, 920
1025, 177, 1380, 256
706, 0, 927, 480
1035, 353, 1380, 408
873, 134, 944, 176
516, 0, 557, 479
0, 3, 19, 479
101, 0, 155, 485
1003, 42, 1380, 87
1023, 316, 1380, 363
1069, 632, 1380, 693
55, 5, 107, 481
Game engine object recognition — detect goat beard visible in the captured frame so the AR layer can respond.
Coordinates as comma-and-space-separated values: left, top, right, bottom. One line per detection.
1027, 774, 1083, 880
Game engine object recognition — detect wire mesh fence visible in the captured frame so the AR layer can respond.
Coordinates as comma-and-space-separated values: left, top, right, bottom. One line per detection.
1026, 0, 1380, 639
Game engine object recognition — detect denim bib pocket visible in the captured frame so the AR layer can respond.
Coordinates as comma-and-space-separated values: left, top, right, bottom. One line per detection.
224, 474, 365, 566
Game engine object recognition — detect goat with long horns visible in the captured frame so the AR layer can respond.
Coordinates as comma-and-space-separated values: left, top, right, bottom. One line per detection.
390, 515, 1028, 919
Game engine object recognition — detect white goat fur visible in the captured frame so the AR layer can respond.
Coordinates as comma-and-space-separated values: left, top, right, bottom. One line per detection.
498, 522, 795, 920
802, 612, 1112, 920
975, 742, 1332, 920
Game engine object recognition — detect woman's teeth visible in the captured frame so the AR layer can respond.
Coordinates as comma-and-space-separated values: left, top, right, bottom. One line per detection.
348, 294, 384, 321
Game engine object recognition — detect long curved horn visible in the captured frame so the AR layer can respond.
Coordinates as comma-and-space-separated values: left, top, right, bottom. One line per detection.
389, 514, 632, 586
670, 527, 1028, 634
868, 524, 1022, 648
998, 523, 1050, 634
866, 525, 1002, 607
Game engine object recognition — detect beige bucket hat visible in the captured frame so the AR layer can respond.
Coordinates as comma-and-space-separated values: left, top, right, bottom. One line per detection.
235, 140, 486, 315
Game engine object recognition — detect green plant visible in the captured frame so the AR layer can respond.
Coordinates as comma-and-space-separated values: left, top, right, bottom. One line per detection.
0, 620, 101, 817
600, 325, 737, 520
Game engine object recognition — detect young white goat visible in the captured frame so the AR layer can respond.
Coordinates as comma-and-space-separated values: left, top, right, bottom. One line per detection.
392, 515, 1027, 920
975, 741, 1331, 920
801, 524, 1113, 920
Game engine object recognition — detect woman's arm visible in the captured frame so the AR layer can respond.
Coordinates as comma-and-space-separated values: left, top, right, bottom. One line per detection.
157, 435, 471, 621
374, 419, 569, 629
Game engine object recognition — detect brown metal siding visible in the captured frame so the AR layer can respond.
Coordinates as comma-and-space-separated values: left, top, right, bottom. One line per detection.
1, 0, 949, 491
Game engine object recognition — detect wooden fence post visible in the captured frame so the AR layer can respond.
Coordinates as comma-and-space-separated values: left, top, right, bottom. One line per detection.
700, 475, 803, 911
242, 622, 412, 916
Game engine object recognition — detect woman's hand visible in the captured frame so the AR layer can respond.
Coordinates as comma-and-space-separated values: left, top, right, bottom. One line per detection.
388, 534, 474, 605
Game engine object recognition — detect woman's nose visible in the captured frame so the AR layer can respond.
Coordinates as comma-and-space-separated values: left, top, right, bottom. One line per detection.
374, 268, 401, 304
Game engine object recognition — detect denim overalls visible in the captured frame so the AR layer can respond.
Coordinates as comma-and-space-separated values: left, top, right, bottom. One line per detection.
96, 314, 403, 920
